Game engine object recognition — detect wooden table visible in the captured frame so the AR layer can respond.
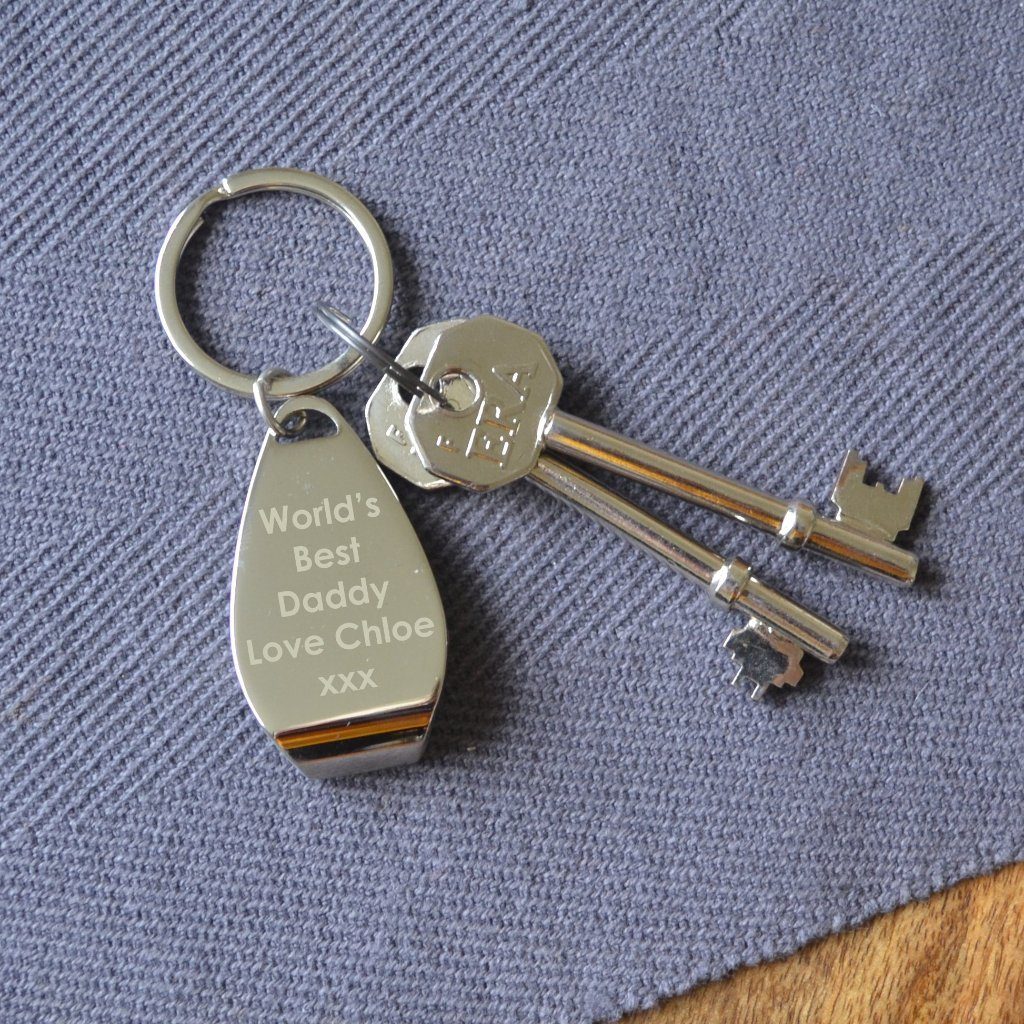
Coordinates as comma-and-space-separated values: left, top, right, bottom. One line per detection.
625, 862, 1024, 1023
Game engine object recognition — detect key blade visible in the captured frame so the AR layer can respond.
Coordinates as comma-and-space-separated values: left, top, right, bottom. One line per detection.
830, 449, 924, 542
724, 618, 805, 700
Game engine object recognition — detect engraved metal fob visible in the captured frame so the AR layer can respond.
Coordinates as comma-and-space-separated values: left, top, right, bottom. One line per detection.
232, 397, 446, 777
155, 168, 447, 778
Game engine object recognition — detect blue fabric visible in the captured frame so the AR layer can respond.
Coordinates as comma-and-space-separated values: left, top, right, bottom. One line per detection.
3, 2, 1023, 1021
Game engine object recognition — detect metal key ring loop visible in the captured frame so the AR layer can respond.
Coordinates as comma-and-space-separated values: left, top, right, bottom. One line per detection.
154, 167, 394, 399
253, 368, 309, 437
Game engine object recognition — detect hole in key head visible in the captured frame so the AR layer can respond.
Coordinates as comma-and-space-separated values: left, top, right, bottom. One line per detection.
435, 371, 479, 412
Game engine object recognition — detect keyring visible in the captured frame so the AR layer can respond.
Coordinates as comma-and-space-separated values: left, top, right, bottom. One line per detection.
315, 302, 450, 407
154, 167, 394, 399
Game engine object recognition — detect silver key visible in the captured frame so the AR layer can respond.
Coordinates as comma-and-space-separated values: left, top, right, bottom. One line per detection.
363, 323, 848, 698
401, 316, 924, 585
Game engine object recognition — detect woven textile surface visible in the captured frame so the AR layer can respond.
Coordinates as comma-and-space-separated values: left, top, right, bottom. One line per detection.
3, 2, 1024, 1021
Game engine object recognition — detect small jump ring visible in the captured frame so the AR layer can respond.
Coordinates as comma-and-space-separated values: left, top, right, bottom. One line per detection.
155, 167, 394, 399
254, 368, 309, 437
315, 303, 450, 407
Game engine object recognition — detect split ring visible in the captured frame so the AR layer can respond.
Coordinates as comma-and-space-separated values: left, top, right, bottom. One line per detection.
253, 368, 309, 437
155, 167, 394, 399
315, 303, 450, 407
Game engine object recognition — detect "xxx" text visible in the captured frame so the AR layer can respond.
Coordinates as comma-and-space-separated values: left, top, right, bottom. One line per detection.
319, 669, 377, 695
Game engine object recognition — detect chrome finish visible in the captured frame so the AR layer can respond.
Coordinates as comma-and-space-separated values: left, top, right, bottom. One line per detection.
231, 395, 446, 777
708, 557, 753, 608
544, 413, 922, 586
156, 167, 394, 398
368, 320, 848, 695
724, 619, 804, 700
529, 456, 847, 663
398, 316, 924, 587
830, 449, 925, 542
406, 316, 563, 491
389, 324, 847, 665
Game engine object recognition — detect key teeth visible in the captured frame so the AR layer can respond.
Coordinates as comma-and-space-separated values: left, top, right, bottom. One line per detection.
724, 618, 804, 700
829, 448, 925, 542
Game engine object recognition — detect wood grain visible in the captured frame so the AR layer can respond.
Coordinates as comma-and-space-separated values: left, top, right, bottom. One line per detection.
624, 862, 1024, 1024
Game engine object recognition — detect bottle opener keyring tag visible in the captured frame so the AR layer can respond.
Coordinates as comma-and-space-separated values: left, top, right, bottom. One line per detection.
155, 167, 447, 779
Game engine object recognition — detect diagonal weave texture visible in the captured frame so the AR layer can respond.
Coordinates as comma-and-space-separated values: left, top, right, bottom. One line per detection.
2, 2, 1024, 1021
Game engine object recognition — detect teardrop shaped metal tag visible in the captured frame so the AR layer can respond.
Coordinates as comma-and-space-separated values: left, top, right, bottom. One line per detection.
230, 396, 446, 778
